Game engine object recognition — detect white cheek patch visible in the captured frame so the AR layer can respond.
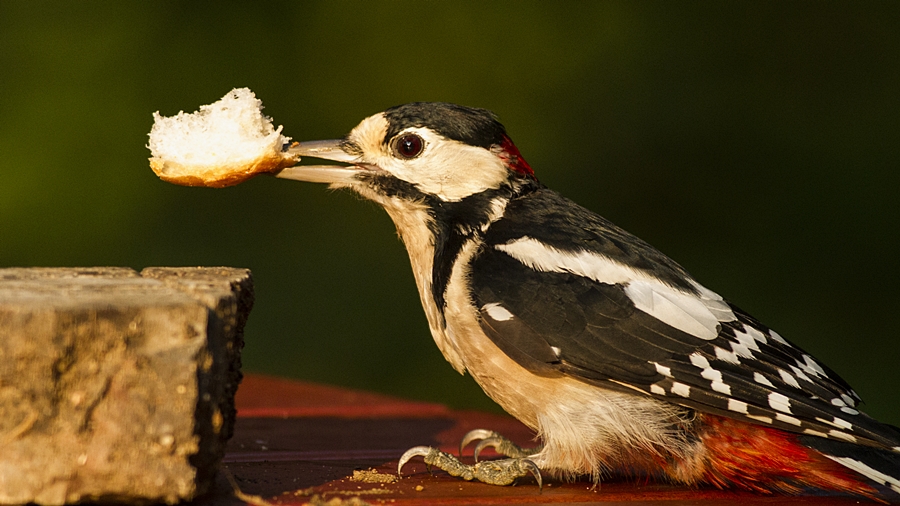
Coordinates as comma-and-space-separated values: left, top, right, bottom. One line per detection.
381, 130, 510, 202
344, 119, 510, 201
496, 237, 735, 341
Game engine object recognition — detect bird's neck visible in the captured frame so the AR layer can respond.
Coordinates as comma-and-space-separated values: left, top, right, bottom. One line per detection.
354, 175, 537, 371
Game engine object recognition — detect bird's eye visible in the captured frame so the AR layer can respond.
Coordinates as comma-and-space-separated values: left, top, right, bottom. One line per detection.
392, 133, 424, 159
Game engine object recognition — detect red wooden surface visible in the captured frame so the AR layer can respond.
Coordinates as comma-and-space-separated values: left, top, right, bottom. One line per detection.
198, 373, 886, 505
234, 373, 449, 419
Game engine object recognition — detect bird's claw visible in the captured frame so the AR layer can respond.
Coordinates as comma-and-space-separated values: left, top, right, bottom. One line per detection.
474, 436, 511, 462
397, 445, 542, 490
459, 429, 495, 457
474, 455, 543, 489
459, 429, 537, 461
398, 446, 435, 476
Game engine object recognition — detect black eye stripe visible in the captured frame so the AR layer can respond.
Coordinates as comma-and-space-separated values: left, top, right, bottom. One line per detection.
392, 133, 424, 159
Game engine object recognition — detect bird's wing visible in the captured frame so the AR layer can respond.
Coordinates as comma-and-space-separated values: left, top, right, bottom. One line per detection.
469, 230, 900, 453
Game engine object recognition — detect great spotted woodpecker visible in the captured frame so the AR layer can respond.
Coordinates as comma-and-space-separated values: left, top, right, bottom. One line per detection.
276, 102, 900, 501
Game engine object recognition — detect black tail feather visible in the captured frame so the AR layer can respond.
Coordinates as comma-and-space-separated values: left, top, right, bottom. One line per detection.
800, 435, 900, 501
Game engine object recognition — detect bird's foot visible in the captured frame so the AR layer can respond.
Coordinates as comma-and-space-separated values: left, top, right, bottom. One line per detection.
398, 446, 542, 489
459, 429, 541, 461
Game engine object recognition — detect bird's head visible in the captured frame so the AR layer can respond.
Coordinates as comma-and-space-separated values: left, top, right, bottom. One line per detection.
277, 102, 535, 204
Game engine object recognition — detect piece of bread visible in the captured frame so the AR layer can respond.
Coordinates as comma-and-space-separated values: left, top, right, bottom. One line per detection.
148, 88, 300, 188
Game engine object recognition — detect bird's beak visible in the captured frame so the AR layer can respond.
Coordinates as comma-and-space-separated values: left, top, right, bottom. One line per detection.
274, 139, 363, 184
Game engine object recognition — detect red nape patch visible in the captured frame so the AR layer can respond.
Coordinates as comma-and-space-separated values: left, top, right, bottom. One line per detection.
498, 135, 535, 179
696, 414, 880, 501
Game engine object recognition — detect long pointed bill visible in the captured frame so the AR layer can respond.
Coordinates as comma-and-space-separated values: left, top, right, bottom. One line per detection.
275, 139, 363, 184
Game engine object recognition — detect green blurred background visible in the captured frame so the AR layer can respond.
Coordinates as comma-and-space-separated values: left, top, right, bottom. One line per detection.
2, 2, 898, 425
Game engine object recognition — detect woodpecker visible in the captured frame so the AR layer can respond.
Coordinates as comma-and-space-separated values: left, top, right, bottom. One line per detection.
277, 102, 900, 501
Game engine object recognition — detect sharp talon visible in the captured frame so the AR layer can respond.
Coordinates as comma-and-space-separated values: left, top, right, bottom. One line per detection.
398, 446, 433, 476
399, 443, 542, 489
473, 436, 503, 462
521, 458, 543, 491
459, 429, 496, 456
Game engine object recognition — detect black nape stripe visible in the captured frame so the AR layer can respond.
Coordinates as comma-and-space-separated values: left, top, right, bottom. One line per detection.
429, 187, 517, 317
358, 171, 542, 327
383, 102, 508, 149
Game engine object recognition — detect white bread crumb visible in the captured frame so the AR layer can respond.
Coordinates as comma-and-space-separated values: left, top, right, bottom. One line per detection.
148, 88, 300, 187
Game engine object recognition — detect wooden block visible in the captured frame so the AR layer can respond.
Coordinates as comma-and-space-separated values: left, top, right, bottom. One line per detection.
0, 267, 253, 505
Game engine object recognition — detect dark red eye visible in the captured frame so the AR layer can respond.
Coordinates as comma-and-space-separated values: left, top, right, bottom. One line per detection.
393, 133, 424, 159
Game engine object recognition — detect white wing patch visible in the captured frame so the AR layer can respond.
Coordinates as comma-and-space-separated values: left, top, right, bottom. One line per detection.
754, 372, 775, 388
747, 414, 773, 424
768, 392, 792, 414
714, 346, 741, 364
729, 332, 759, 359
653, 362, 673, 377
688, 281, 736, 322
623, 280, 720, 339
778, 368, 801, 389
775, 412, 802, 426
689, 352, 732, 395
495, 237, 735, 340
728, 398, 749, 414
482, 302, 515, 321
788, 365, 813, 384
799, 353, 828, 378
671, 382, 691, 397
832, 417, 853, 430
828, 430, 857, 443
768, 329, 789, 345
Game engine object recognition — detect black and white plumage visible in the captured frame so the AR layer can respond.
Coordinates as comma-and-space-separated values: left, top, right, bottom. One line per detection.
278, 102, 900, 500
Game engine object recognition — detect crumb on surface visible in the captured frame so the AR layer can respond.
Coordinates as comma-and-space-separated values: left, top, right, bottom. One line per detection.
349, 468, 399, 484
301, 495, 372, 506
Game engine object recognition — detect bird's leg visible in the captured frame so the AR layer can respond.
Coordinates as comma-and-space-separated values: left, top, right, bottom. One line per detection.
398, 446, 542, 489
459, 429, 542, 461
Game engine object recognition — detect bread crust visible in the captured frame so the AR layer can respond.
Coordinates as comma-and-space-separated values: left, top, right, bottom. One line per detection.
150, 148, 300, 188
